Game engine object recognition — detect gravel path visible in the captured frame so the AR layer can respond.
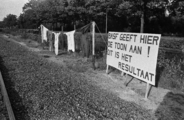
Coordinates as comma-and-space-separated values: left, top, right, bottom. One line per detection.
0, 35, 154, 120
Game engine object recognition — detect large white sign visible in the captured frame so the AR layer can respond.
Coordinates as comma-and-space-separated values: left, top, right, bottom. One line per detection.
107, 32, 161, 85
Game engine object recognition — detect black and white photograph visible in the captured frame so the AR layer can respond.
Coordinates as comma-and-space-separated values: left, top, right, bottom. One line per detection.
0, 0, 184, 120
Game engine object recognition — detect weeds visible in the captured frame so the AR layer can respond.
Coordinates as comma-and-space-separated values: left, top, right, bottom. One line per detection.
158, 57, 184, 91
3, 29, 184, 91
21, 33, 29, 39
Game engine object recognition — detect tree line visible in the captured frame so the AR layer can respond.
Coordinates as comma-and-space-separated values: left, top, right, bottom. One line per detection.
0, 0, 184, 36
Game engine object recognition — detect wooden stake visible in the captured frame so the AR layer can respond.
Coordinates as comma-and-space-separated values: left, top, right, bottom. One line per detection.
106, 65, 109, 74
41, 25, 43, 43
121, 72, 124, 76
74, 24, 76, 30
125, 77, 134, 87
106, 9, 108, 33
61, 25, 63, 32
145, 82, 151, 100
92, 21, 96, 70
92, 21, 95, 56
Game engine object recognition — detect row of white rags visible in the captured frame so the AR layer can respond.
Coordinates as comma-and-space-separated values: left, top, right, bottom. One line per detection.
41, 24, 75, 55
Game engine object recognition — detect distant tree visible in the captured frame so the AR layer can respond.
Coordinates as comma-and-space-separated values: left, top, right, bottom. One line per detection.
0, 21, 4, 28
17, 14, 24, 28
15, 0, 184, 35
22, 0, 70, 30
22, 0, 43, 28
116, 0, 183, 33
167, 1, 184, 35
3, 14, 17, 28
85, 0, 127, 32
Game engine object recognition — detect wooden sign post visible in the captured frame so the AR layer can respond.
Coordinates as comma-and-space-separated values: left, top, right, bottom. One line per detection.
145, 83, 151, 99
92, 21, 95, 56
106, 32, 161, 99
92, 21, 96, 70
106, 65, 109, 74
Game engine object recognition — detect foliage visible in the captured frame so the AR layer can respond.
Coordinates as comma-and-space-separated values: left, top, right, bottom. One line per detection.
157, 57, 184, 91
0, 21, 4, 28
2, 14, 17, 28
1, 0, 184, 35
21, 33, 29, 39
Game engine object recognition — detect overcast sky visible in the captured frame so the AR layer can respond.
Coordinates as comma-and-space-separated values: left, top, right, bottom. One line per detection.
0, 0, 28, 21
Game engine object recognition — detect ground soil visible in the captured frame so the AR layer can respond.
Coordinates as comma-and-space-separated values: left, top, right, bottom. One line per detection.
2, 33, 184, 119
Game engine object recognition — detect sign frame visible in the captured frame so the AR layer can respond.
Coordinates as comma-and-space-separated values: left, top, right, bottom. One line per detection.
106, 32, 161, 99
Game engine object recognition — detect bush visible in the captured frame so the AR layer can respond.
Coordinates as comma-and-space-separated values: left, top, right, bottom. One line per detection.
158, 58, 184, 91
21, 33, 29, 39
160, 36, 184, 49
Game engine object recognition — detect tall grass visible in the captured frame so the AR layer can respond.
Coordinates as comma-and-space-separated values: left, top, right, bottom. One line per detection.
3, 29, 184, 91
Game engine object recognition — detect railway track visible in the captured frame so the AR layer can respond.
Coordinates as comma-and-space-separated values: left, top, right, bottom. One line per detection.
0, 71, 16, 120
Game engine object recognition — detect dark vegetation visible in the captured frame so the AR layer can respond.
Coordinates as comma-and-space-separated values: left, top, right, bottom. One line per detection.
0, 0, 184, 36
155, 92, 184, 120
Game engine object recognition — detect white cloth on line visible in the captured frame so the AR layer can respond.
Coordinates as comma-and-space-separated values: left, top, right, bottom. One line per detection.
41, 25, 48, 43
54, 32, 60, 55
65, 30, 75, 52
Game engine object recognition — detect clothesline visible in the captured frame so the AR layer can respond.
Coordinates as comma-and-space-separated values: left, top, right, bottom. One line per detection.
40, 24, 76, 55
40, 22, 100, 56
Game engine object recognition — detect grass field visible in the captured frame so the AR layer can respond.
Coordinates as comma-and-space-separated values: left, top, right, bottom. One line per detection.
1, 30, 184, 119
0, 33, 155, 119
2, 29, 184, 92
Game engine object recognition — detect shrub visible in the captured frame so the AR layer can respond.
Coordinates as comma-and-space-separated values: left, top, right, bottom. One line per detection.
21, 33, 29, 39
157, 56, 184, 91
160, 36, 184, 49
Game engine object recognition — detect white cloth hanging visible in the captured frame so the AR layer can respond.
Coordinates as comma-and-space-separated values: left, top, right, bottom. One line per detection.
165, 9, 170, 17
41, 25, 48, 43
54, 32, 60, 55
65, 30, 75, 52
